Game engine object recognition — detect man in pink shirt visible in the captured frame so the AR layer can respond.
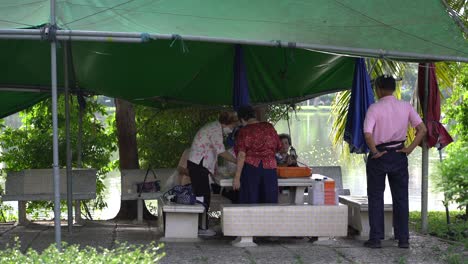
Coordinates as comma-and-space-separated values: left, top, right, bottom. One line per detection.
363, 75, 427, 249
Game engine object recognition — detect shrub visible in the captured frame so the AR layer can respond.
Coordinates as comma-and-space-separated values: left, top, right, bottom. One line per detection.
0, 238, 165, 264
434, 143, 468, 215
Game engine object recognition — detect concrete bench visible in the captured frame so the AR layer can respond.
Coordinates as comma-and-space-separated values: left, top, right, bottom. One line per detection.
221, 203, 348, 247
120, 169, 175, 222
157, 197, 205, 241
1, 169, 97, 225
339, 195, 393, 240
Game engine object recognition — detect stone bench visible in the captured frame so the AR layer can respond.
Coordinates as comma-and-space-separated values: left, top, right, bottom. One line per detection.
221, 203, 348, 247
338, 195, 393, 240
157, 197, 205, 241
1, 169, 97, 225
120, 169, 175, 222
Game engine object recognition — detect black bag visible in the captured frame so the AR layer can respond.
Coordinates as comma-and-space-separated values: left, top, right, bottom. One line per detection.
164, 184, 196, 205
137, 167, 161, 197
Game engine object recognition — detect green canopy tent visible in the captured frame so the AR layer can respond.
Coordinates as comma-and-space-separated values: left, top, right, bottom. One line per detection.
1, 0, 468, 113
0, 0, 467, 248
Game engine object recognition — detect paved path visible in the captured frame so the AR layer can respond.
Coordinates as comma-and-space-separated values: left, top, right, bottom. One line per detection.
0, 221, 465, 264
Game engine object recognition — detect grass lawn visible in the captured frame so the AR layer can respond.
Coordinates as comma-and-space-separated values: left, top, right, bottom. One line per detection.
410, 211, 467, 247
409, 211, 467, 264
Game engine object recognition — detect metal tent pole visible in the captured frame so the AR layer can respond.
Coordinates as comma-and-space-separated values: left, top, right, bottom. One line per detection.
64, 41, 73, 234
55, 30, 468, 62
0, 29, 41, 35
50, 0, 61, 250
421, 63, 430, 233
75, 92, 84, 223
0, 35, 42, 40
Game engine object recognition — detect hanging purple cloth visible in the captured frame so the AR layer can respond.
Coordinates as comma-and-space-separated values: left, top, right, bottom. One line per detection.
233, 44, 250, 110
344, 58, 375, 154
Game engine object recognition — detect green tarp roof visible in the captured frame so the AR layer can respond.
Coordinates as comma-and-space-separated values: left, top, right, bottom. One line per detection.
0, 0, 467, 118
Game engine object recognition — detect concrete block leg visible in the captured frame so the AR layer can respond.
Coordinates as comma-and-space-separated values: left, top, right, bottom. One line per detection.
158, 205, 164, 231
289, 186, 306, 204
74, 200, 82, 224
384, 211, 394, 239
137, 199, 143, 223
18, 201, 28, 226
356, 211, 370, 240
164, 212, 199, 239
231, 236, 257, 247
199, 212, 207, 229
355, 211, 393, 240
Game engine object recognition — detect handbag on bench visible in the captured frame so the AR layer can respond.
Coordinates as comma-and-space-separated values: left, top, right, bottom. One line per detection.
137, 167, 161, 197
163, 184, 197, 205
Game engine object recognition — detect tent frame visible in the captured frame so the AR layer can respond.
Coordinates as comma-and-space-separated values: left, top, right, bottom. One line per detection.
0, 28, 467, 62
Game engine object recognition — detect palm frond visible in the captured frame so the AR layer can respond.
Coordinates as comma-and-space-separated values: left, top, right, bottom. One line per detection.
330, 59, 409, 155
329, 0, 465, 158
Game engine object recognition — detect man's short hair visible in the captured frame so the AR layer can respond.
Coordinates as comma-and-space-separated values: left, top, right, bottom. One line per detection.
279, 133, 292, 145
374, 75, 396, 91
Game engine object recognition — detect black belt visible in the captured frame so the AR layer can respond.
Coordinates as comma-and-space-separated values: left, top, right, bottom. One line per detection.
376, 140, 405, 152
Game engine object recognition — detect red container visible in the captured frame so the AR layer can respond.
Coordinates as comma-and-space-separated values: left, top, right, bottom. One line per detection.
277, 167, 312, 178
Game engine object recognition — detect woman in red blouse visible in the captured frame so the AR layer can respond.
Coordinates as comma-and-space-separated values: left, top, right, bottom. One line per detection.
233, 105, 282, 203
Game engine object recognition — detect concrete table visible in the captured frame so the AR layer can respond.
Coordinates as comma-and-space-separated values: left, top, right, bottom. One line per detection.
214, 174, 327, 204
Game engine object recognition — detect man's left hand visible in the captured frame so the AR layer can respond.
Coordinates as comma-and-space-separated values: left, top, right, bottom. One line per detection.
396, 147, 413, 156
371, 151, 387, 159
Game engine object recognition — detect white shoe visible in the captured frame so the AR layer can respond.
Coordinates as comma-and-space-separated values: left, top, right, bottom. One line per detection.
198, 228, 216, 237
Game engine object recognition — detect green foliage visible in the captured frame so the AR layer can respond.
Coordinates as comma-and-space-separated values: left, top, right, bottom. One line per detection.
0, 95, 117, 219
135, 106, 218, 168
434, 64, 468, 214
443, 64, 468, 143
0, 238, 165, 263
0, 185, 16, 222
136, 104, 289, 168
266, 104, 291, 124
409, 211, 468, 246
410, 211, 466, 264
435, 143, 468, 212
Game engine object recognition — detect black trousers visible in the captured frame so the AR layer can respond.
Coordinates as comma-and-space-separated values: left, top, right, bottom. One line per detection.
366, 146, 409, 241
187, 159, 211, 229
239, 162, 278, 204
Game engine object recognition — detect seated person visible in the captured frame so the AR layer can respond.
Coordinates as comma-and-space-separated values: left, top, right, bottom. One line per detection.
276, 134, 298, 167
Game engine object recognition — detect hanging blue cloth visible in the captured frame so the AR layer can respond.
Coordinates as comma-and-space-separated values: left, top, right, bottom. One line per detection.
228, 45, 251, 148
232, 44, 250, 111
344, 58, 375, 154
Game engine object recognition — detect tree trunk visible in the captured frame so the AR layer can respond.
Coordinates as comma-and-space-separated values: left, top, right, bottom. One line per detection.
113, 99, 156, 220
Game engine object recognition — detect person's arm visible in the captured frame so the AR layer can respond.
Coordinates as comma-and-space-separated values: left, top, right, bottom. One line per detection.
397, 122, 427, 155
220, 151, 236, 163
364, 132, 387, 159
177, 149, 190, 175
362, 105, 387, 159
233, 151, 246, 190
287, 154, 297, 166
177, 166, 189, 176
